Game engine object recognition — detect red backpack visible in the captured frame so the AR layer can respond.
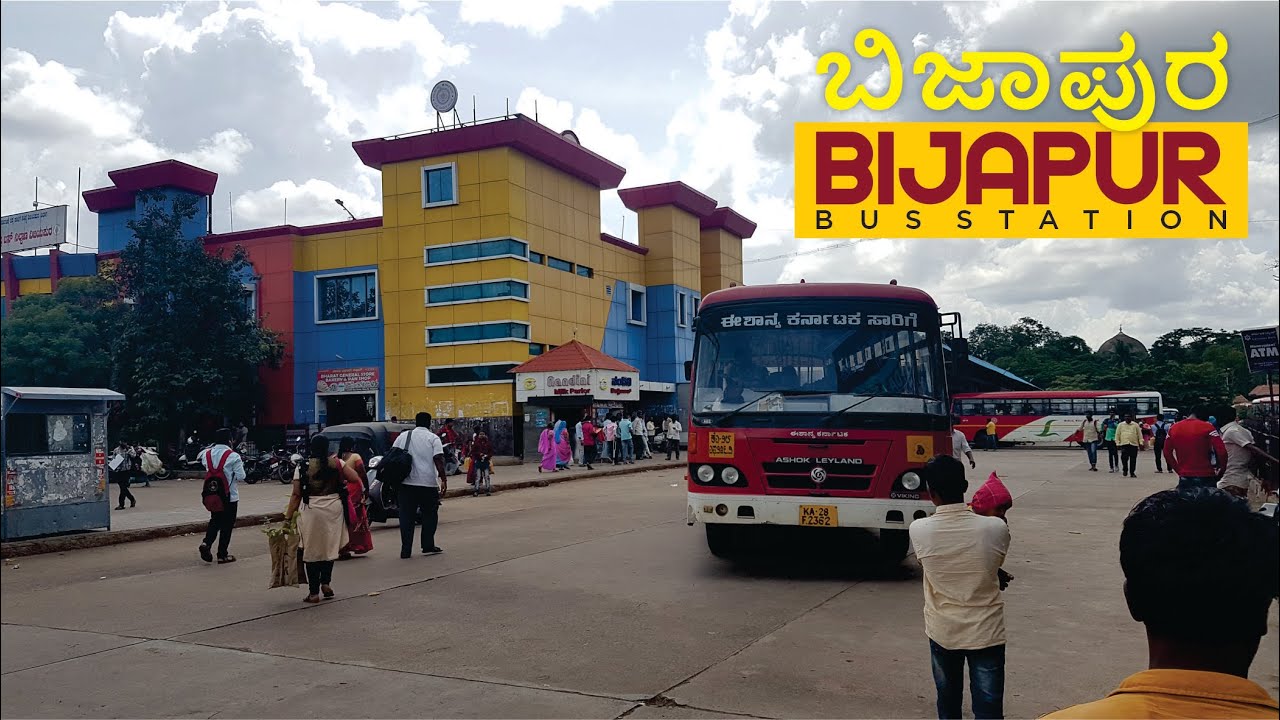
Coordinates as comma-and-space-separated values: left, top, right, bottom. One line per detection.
201, 449, 232, 513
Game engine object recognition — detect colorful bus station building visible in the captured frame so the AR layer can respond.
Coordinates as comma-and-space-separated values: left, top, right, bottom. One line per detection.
1, 114, 756, 455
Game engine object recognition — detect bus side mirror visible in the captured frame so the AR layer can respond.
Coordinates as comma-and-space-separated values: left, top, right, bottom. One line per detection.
684, 360, 693, 382
950, 337, 969, 361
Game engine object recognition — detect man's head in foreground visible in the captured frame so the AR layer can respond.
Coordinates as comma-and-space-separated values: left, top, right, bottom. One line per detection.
1120, 487, 1278, 677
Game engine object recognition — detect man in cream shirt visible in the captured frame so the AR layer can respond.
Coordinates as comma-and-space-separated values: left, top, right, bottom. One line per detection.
909, 454, 1011, 720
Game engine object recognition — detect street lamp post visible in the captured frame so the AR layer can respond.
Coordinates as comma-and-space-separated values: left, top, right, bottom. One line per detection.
334, 198, 356, 221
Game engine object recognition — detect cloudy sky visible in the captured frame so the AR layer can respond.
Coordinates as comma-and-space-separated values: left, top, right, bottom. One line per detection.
2, 0, 1277, 349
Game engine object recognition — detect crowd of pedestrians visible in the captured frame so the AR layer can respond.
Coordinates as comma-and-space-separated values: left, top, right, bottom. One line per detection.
1076, 406, 1279, 508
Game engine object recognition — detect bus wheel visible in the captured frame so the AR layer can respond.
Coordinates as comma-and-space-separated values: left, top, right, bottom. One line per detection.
878, 529, 910, 565
705, 524, 740, 559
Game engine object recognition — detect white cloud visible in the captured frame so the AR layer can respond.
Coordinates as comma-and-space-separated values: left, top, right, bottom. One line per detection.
457, 0, 611, 36
232, 178, 380, 231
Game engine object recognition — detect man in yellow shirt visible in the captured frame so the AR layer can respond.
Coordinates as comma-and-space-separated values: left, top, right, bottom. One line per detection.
1041, 488, 1278, 719
1115, 413, 1145, 478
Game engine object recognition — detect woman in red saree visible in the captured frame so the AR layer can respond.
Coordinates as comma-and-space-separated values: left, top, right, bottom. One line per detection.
337, 437, 373, 557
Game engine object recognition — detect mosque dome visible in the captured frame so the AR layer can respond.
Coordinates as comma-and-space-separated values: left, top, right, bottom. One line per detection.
1097, 329, 1148, 356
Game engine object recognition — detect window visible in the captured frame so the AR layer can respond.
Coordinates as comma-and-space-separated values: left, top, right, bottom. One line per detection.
425, 279, 529, 305
316, 270, 378, 323
547, 256, 573, 273
427, 322, 530, 345
529, 251, 544, 265
576, 265, 594, 278
628, 284, 647, 325
1072, 399, 1098, 415
242, 282, 257, 318
5, 414, 91, 456
425, 238, 528, 265
529, 343, 545, 356
427, 363, 519, 386
692, 298, 700, 318
421, 163, 457, 208
677, 291, 689, 327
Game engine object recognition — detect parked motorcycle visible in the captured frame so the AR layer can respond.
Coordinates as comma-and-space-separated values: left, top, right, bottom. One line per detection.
174, 445, 210, 472
443, 443, 462, 476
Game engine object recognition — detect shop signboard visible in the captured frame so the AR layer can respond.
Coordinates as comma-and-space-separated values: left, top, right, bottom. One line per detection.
316, 367, 379, 393
516, 369, 640, 402
1, 206, 67, 253
1240, 326, 1279, 374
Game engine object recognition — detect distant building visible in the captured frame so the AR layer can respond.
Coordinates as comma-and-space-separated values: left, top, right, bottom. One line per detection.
1097, 329, 1149, 357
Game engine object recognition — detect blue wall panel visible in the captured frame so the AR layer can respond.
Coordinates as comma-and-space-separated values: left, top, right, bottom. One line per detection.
58, 253, 98, 278
292, 266, 385, 425
602, 280, 647, 374
643, 284, 699, 384
96, 209, 134, 254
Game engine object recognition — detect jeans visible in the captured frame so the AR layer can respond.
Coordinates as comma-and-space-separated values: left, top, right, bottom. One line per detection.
1083, 441, 1098, 468
621, 438, 634, 463
1178, 476, 1218, 491
1103, 441, 1119, 469
1153, 441, 1165, 471
203, 500, 238, 558
306, 560, 333, 595
1120, 445, 1139, 475
666, 438, 681, 460
986, 434, 999, 450
583, 444, 596, 467
929, 640, 1005, 720
398, 485, 440, 554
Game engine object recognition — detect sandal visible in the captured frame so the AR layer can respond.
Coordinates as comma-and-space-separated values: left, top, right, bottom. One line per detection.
217, 555, 237, 564
303, 594, 321, 604
321, 585, 335, 599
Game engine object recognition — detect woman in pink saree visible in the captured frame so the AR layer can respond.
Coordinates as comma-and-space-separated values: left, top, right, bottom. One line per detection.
554, 420, 572, 470
538, 425, 557, 473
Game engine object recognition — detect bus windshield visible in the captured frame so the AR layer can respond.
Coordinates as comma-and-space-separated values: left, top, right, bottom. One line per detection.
693, 300, 945, 417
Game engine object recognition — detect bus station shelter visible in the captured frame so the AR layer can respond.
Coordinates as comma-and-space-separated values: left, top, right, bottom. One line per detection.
1, 386, 123, 541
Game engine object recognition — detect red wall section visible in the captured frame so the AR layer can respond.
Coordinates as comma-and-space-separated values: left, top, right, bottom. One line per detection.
206, 233, 297, 426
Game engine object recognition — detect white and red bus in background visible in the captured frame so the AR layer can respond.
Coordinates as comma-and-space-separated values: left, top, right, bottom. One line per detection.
684, 282, 959, 564
951, 391, 1163, 447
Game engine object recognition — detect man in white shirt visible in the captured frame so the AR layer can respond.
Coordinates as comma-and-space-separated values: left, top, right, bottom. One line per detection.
909, 454, 1011, 720
950, 417, 976, 470
390, 412, 448, 559
199, 428, 246, 564
1218, 408, 1277, 509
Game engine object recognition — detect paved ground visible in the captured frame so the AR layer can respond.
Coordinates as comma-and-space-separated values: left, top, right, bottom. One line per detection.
105, 455, 675, 531
2, 450, 1276, 719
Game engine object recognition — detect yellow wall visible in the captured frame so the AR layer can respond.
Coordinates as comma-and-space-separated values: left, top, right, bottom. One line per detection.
638, 206, 702, 289
293, 226, 381, 273
699, 227, 744, 295
17, 278, 52, 296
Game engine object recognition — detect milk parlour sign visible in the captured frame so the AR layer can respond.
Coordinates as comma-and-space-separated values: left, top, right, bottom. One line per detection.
515, 370, 640, 402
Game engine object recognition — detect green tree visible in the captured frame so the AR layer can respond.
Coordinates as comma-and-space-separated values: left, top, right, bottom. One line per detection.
110, 190, 283, 443
0, 276, 122, 387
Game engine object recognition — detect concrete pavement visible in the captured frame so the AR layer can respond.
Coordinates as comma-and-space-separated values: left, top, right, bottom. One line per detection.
1, 451, 1276, 718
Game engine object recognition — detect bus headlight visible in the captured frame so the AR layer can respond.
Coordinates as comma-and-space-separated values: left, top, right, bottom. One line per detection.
901, 471, 922, 491
696, 465, 716, 483
721, 466, 741, 485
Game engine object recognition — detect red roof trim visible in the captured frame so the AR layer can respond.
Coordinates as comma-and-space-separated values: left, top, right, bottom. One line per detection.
701, 283, 938, 307
509, 340, 638, 374
617, 181, 717, 218
700, 206, 757, 239
203, 217, 382, 244
108, 160, 218, 195
352, 115, 627, 190
82, 186, 136, 213
952, 391, 1151, 399
600, 233, 648, 255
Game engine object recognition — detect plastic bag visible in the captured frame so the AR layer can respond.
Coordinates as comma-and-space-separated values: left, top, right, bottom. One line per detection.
140, 452, 163, 476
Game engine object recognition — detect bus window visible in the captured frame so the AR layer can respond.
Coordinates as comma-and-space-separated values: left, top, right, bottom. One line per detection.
1049, 398, 1073, 415
1137, 398, 1159, 415
1020, 399, 1047, 415
1072, 399, 1098, 415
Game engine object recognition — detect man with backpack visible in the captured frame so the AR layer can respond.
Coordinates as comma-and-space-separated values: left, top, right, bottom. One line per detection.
199, 428, 245, 564
1152, 416, 1172, 473
388, 412, 448, 559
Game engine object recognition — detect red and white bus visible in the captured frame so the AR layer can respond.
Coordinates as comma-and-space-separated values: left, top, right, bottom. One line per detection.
951, 390, 1163, 447
684, 282, 953, 563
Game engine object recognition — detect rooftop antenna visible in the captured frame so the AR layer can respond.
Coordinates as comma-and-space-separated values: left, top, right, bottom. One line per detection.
430, 80, 460, 129
75, 167, 81, 252
284, 197, 288, 225
229, 191, 234, 231
621, 214, 626, 240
